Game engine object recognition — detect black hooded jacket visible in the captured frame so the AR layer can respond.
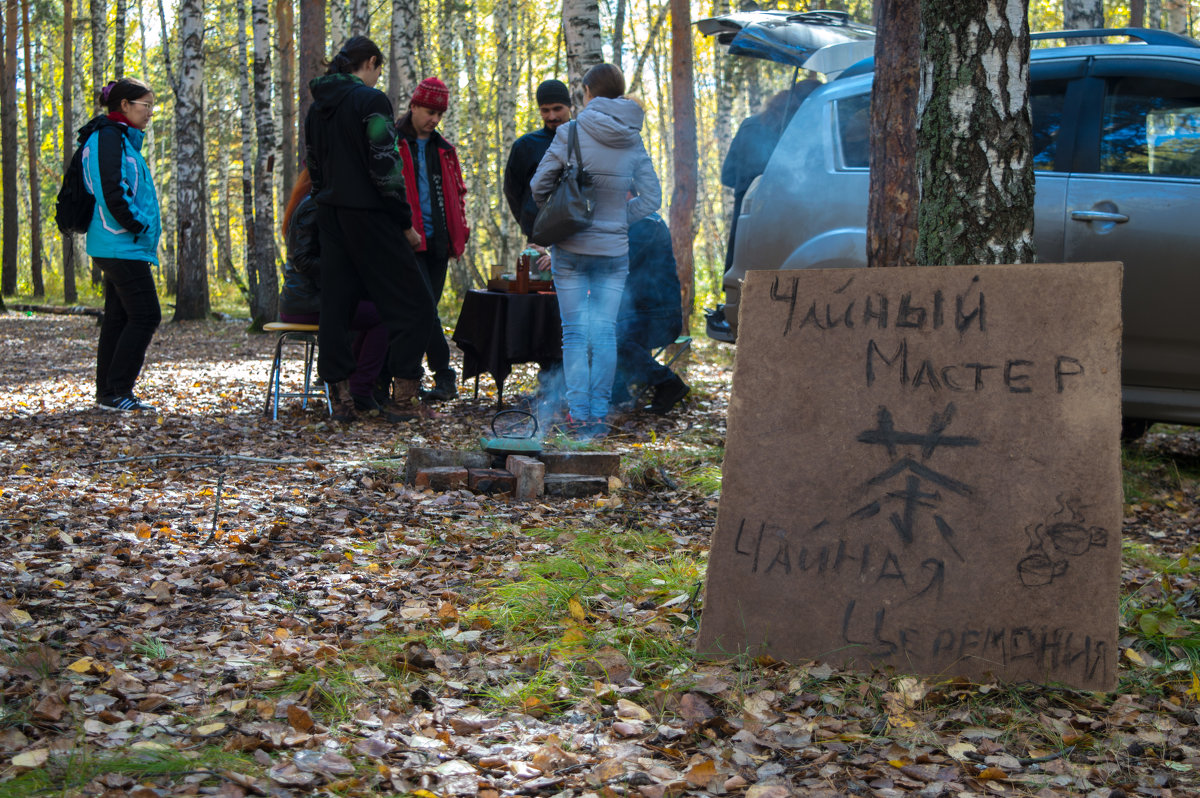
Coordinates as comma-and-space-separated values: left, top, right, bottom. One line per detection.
304, 73, 413, 229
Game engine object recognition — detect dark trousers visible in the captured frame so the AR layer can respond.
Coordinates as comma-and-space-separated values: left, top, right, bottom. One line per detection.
316, 205, 435, 383
94, 257, 161, 399
281, 301, 386, 398
614, 311, 682, 399
415, 250, 452, 377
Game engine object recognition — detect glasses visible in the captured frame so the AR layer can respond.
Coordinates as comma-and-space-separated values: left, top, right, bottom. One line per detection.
129, 100, 154, 111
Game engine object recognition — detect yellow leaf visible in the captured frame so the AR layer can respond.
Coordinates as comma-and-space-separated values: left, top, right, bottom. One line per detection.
9, 609, 32, 626
977, 766, 1008, 780
946, 742, 977, 761
194, 722, 227, 736
411, 790, 440, 798
568, 597, 586, 623
67, 657, 96, 673
1186, 672, 1200, 701
130, 741, 172, 752
1124, 648, 1147, 666
11, 749, 49, 769
888, 759, 909, 768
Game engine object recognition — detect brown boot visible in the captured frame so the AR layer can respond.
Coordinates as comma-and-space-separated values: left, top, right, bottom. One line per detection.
391, 377, 421, 412
326, 380, 357, 423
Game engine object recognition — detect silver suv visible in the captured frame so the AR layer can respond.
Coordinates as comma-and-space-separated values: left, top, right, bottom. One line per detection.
710, 23, 1200, 431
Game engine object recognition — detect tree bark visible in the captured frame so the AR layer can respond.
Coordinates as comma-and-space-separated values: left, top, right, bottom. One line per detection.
917, 0, 1035, 266
251, 0, 279, 327
612, 0, 625, 68
63, 0, 77, 303
237, 0, 257, 302
562, 0, 602, 107
669, 0, 696, 326
1164, 0, 1187, 35
215, 111, 234, 282
1130, 0, 1145, 27
866, 0, 918, 268
275, 0, 295, 209
114, 0, 126, 76
1063, 0, 1103, 29
494, 0, 518, 274
89, 0, 107, 285
388, 0, 421, 111
298, 0, 325, 171
349, 0, 367, 35
21, 0, 42, 295
2, 0, 18, 296
329, 0, 346, 50
173, 0, 209, 320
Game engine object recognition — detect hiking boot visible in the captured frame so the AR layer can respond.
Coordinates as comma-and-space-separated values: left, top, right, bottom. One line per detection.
644, 374, 690, 415
326, 380, 357, 423
391, 377, 421, 410
353, 393, 417, 423
422, 369, 458, 402
98, 394, 154, 413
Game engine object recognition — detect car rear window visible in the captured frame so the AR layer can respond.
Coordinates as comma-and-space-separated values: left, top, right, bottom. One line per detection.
1100, 76, 1200, 176
835, 93, 871, 168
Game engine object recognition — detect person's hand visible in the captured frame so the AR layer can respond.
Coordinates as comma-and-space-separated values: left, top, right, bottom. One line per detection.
536, 253, 552, 270
405, 228, 421, 248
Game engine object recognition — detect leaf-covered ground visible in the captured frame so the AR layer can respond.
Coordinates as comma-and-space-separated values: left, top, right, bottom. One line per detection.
0, 312, 1197, 798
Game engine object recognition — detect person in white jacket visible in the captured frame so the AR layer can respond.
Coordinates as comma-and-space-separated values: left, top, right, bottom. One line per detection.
531, 63, 662, 438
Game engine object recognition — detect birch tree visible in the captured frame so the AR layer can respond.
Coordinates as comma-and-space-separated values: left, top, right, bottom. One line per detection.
494, 0, 518, 272
1063, 0, 1103, 30
114, 0, 126, 76
349, 0, 367, 35
22, 0, 42, 295
250, 0, 279, 327
2, 0, 18, 296
388, 0, 421, 111
174, 0, 209, 319
329, 0, 347, 50
237, 0, 257, 299
562, 0, 602, 106
867, 0, 919, 268
1164, 0, 1188, 35
63, 0, 77, 303
916, 0, 1035, 266
90, 0, 106, 113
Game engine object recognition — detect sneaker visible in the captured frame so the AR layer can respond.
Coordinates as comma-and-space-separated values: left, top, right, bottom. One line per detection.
422, 370, 458, 402
353, 393, 417, 423
644, 374, 690, 415
98, 394, 154, 412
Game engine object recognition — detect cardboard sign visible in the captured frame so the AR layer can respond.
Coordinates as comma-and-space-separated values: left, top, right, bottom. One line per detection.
698, 264, 1123, 690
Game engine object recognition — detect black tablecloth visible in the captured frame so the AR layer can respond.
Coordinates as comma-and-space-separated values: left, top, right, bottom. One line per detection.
451, 290, 562, 394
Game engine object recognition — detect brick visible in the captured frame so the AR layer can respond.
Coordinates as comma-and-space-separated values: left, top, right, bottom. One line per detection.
544, 473, 609, 498
538, 451, 621, 478
405, 447, 491, 484
467, 468, 516, 495
506, 455, 545, 501
414, 466, 468, 491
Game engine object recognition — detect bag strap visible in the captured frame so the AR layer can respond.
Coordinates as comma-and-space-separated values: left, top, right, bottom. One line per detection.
567, 121, 588, 185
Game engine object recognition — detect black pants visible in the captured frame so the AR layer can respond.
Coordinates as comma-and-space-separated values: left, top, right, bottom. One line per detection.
614, 311, 682, 399
415, 250, 452, 377
94, 257, 161, 399
317, 205, 435, 383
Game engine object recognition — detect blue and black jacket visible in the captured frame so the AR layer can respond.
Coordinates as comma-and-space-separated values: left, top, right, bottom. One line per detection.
79, 115, 161, 264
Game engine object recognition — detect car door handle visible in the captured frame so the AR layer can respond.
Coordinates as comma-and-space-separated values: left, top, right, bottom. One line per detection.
1070, 209, 1129, 223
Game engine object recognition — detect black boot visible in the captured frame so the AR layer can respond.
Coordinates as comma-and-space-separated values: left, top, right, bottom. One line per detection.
644, 374, 689, 415
326, 380, 357, 423
353, 393, 417, 423
423, 369, 458, 402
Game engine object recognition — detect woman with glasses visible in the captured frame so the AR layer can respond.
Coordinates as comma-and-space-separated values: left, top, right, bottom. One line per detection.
77, 77, 163, 412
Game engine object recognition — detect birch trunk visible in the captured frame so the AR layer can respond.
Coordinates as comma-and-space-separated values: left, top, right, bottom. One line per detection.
89, 0, 107, 285
237, 0, 257, 300
173, 0, 209, 319
216, 112, 234, 281
2, 0, 18, 296
349, 0, 367, 35
388, 0, 420, 111
63, 0, 77, 303
114, 0, 126, 76
916, 0, 1034, 266
329, 0, 346, 50
613, 0, 625, 68
669, 0, 696, 325
251, 0, 279, 327
562, 0, 602, 107
298, 0, 324, 168
494, 0, 518, 274
275, 0, 295, 208
1164, 0, 1187, 34
1063, 0, 1103, 29
867, 0, 918, 268
21, 0, 42, 295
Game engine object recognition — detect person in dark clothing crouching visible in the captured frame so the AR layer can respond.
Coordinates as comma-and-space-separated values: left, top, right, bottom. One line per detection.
613, 213, 689, 415
304, 36, 434, 423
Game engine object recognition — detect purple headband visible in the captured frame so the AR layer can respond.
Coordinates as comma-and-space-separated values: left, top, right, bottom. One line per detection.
99, 81, 117, 103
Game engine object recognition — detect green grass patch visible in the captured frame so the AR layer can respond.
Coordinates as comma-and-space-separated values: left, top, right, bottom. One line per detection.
622, 446, 724, 493
0, 746, 256, 798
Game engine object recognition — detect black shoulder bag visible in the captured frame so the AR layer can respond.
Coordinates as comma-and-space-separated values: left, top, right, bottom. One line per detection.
530, 122, 595, 246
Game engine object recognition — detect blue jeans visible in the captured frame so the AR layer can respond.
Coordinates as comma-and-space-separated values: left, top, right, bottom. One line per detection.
551, 248, 629, 421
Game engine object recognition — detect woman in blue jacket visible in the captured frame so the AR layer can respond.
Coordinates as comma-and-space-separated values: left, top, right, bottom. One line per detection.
78, 78, 162, 412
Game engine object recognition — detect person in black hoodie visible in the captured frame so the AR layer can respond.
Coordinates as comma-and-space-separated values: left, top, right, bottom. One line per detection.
304, 36, 434, 423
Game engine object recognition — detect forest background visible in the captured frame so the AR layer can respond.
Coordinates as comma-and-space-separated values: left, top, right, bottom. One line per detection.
0, 0, 1193, 324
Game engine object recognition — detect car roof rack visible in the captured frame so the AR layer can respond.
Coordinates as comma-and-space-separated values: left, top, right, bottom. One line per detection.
1032, 27, 1200, 48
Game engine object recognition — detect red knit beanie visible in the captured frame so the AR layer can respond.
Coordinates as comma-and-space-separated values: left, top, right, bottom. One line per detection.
411, 77, 449, 112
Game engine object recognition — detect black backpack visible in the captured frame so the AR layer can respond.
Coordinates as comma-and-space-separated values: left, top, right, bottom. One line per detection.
55, 145, 95, 236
